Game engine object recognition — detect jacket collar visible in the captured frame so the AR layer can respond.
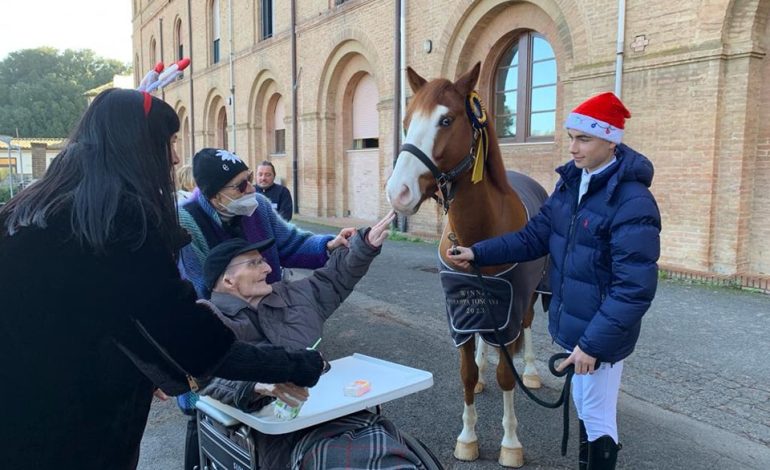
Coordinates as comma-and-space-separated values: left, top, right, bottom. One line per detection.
209, 292, 253, 317
555, 143, 653, 202
209, 290, 287, 315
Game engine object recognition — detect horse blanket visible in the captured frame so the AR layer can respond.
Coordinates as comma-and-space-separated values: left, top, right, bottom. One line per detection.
440, 171, 550, 347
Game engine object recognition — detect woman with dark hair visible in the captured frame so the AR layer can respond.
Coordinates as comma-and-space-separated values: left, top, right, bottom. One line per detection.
0, 88, 324, 470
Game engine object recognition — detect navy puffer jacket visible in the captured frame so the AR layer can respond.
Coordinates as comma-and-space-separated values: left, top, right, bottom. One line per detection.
472, 144, 661, 363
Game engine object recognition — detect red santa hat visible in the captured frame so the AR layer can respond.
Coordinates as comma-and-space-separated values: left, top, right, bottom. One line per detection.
564, 92, 631, 144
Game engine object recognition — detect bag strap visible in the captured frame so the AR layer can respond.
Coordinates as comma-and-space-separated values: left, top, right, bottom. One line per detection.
130, 316, 200, 392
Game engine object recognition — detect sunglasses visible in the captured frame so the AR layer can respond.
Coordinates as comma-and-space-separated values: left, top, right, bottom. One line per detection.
221, 171, 254, 193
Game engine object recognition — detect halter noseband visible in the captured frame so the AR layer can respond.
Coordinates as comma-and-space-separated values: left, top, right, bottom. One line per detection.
399, 92, 489, 213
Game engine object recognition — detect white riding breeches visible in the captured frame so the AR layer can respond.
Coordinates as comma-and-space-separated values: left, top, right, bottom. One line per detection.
571, 360, 624, 444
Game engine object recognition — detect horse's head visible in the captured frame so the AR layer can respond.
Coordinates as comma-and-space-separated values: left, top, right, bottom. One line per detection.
386, 63, 481, 215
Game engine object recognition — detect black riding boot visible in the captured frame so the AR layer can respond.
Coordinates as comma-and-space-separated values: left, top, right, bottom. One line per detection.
578, 419, 588, 470
587, 435, 620, 470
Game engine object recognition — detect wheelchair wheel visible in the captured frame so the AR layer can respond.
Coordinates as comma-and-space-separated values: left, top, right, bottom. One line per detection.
400, 431, 444, 470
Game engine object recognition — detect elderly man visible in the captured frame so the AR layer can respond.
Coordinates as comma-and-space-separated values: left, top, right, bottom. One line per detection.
197, 211, 426, 469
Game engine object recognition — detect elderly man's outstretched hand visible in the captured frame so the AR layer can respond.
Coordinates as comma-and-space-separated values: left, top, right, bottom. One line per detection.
366, 211, 396, 248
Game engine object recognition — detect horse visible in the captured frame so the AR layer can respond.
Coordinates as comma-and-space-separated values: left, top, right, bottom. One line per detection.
385, 63, 550, 468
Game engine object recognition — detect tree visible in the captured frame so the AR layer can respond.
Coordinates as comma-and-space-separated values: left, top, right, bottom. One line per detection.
0, 48, 130, 137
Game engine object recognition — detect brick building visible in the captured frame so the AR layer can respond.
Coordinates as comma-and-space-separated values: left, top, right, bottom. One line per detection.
132, 0, 770, 288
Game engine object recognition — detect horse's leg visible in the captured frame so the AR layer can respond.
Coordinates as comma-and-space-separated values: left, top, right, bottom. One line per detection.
497, 342, 524, 468
474, 334, 487, 393
454, 339, 480, 461
522, 292, 542, 389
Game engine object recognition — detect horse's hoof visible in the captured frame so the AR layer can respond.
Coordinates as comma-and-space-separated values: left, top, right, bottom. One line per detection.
498, 446, 524, 468
523, 374, 542, 389
454, 440, 479, 461
474, 382, 485, 394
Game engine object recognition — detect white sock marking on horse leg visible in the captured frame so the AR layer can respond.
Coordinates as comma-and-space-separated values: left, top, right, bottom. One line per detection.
501, 389, 522, 449
475, 335, 487, 386
457, 403, 478, 444
522, 327, 539, 378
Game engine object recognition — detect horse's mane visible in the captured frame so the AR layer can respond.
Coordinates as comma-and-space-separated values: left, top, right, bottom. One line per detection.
410, 79, 454, 115
482, 119, 515, 196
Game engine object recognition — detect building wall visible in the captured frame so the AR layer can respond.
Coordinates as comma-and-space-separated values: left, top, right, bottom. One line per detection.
133, 0, 770, 281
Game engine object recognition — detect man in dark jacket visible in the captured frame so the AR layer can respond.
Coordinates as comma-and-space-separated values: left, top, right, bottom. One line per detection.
448, 92, 661, 470
256, 160, 293, 220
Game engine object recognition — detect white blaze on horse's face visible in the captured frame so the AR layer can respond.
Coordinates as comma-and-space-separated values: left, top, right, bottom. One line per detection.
386, 105, 449, 215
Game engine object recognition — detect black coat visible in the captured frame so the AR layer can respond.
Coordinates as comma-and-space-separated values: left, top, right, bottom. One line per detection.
0, 208, 288, 469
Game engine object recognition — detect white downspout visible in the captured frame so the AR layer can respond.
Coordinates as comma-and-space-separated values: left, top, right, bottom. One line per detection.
614, 0, 626, 97
399, 0, 407, 131
228, 0, 236, 150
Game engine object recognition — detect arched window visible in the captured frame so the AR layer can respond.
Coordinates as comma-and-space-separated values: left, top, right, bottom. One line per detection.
271, 95, 286, 155
174, 18, 184, 61
494, 32, 556, 142
217, 107, 228, 150
211, 0, 221, 64
351, 74, 379, 149
149, 37, 157, 68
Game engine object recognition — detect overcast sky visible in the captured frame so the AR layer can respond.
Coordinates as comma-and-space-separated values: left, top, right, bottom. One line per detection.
0, 0, 133, 63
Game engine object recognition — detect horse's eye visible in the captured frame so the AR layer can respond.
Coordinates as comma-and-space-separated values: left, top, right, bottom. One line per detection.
439, 116, 453, 127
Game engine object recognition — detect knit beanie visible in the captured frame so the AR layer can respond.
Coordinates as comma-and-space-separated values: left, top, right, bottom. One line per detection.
193, 148, 250, 198
564, 92, 631, 144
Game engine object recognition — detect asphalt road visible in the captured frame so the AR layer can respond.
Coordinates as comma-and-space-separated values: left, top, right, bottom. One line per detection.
139, 221, 770, 469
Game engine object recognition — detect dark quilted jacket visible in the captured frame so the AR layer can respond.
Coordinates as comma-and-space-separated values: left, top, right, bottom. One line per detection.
472, 144, 661, 363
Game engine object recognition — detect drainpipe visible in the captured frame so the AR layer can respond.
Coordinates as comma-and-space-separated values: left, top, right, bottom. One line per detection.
392, 0, 401, 176
614, 0, 626, 97
228, 0, 236, 151
187, 0, 196, 153
159, 17, 165, 101
399, 0, 407, 126
291, 0, 300, 213
397, 0, 408, 232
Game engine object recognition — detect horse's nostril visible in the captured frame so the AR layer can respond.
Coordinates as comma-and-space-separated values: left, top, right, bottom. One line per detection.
397, 184, 411, 204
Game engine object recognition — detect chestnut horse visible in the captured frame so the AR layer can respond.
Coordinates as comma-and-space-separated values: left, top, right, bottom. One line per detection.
386, 63, 549, 467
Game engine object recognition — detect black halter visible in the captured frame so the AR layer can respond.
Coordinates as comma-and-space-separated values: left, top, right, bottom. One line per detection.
399, 92, 488, 214
399, 139, 477, 213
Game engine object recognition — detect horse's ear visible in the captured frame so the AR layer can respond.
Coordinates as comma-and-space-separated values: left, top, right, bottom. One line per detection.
454, 62, 481, 96
407, 67, 427, 93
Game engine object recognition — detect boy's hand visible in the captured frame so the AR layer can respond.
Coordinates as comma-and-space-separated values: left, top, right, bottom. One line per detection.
555, 345, 597, 375
446, 246, 474, 270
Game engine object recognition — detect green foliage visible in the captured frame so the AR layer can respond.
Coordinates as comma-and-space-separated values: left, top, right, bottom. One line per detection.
0, 186, 10, 204
387, 229, 431, 243
0, 48, 130, 137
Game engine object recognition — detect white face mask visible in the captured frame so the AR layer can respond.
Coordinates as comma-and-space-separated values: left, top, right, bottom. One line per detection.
219, 193, 259, 217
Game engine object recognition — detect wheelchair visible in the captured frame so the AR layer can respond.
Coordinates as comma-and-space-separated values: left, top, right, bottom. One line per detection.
196, 400, 443, 470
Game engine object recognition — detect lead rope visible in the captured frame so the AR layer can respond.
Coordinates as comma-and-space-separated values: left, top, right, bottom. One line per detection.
471, 264, 593, 456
